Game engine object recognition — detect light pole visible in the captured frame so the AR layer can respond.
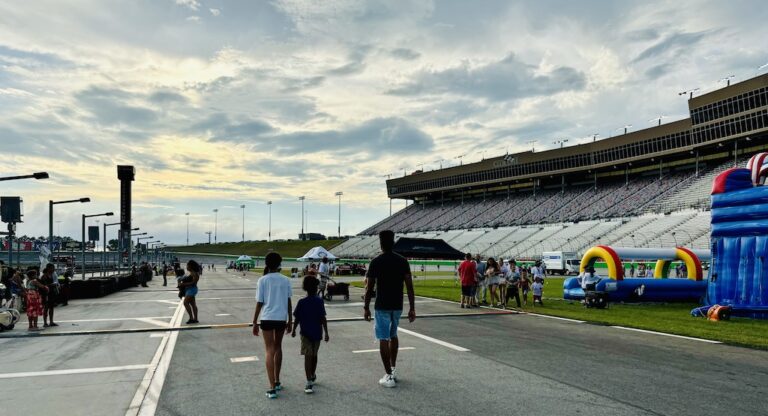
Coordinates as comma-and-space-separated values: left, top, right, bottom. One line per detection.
205, 231, 212, 244
103, 221, 120, 276
335, 191, 343, 239
0, 172, 48, 182
129, 232, 146, 266
137, 236, 154, 263
299, 196, 305, 240
81, 211, 113, 279
241, 204, 246, 242
213, 208, 218, 244
49, 197, 90, 253
267, 201, 272, 242
185, 212, 190, 245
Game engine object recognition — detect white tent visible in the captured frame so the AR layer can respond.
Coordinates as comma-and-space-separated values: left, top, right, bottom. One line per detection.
298, 247, 338, 262
237, 255, 253, 261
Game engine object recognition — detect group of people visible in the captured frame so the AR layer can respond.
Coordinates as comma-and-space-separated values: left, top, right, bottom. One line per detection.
457, 254, 545, 309
0, 263, 72, 331
252, 230, 416, 399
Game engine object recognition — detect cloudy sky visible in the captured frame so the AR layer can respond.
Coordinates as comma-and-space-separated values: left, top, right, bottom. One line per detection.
1, 0, 766, 244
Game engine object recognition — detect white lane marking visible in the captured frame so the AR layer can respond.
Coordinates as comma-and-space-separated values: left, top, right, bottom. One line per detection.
215, 313, 231, 317
397, 328, 470, 352
135, 318, 172, 328
526, 313, 585, 323
19, 316, 174, 324
610, 326, 722, 344
156, 300, 179, 305
0, 364, 150, 379
353, 347, 415, 354
126, 300, 185, 416
167, 306, 177, 309
149, 333, 166, 338
230, 356, 259, 363
327, 300, 439, 308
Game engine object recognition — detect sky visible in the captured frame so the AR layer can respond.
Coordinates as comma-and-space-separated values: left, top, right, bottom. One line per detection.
1, 0, 767, 245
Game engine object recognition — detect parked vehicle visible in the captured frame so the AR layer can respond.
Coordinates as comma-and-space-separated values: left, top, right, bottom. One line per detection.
541, 251, 579, 275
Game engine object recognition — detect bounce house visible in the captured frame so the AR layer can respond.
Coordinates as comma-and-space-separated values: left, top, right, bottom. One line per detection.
702, 153, 768, 318
563, 246, 709, 302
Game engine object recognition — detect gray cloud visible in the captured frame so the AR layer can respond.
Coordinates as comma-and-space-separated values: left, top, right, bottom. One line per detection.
326, 45, 371, 76
390, 48, 420, 61
632, 30, 712, 63
0, 44, 75, 68
75, 86, 158, 127
206, 116, 433, 158
148, 90, 189, 105
387, 53, 586, 101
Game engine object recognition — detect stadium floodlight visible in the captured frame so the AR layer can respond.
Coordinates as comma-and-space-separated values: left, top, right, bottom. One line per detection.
433, 159, 444, 169
718, 75, 735, 87
553, 139, 569, 149
0, 172, 49, 181
649, 115, 667, 126
526, 140, 537, 152
678, 88, 700, 99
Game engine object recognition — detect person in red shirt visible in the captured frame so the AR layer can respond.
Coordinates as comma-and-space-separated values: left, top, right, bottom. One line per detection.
457, 253, 477, 309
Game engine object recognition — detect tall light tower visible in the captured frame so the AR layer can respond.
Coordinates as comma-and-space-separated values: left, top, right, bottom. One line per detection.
185, 212, 190, 245
267, 201, 272, 242
213, 208, 218, 244
299, 196, 305, 240
240, 204, 246, 242
335, 191, 343, 238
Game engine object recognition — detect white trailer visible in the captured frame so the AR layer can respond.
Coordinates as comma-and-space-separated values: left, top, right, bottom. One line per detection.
541, 251, 579, 275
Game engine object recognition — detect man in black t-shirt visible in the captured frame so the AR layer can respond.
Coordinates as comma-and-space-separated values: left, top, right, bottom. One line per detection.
364, 230, 416, 388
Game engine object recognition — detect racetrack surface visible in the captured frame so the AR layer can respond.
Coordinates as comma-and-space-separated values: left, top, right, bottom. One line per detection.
2, 268, 766, 416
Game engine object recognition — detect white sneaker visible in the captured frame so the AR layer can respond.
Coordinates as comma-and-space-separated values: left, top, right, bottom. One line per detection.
391, 367, 398, 381
378, 374, 396, 388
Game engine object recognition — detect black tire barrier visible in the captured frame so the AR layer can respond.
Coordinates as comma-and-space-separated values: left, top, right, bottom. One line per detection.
70, 275, 134, 299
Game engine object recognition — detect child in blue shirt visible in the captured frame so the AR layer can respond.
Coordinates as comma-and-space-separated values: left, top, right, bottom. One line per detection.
292, 276, 329, 394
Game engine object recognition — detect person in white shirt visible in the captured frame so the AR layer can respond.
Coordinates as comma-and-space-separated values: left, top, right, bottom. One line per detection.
532, 261, 545, 282
581, 267, 601, 291
253, 252, 293, 400
499, 259, 510, 308
318, 257, 330, 299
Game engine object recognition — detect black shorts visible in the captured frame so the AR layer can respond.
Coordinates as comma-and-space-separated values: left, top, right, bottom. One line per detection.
461, 285, 473, 296
260, 320, 287, 331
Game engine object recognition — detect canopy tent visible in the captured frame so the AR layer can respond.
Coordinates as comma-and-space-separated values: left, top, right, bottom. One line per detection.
235, 255, 255, 266
392, 237, 464, 260
298, 247, 338, 262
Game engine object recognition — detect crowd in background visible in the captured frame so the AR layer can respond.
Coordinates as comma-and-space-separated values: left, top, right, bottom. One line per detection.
457, 254, 545, 309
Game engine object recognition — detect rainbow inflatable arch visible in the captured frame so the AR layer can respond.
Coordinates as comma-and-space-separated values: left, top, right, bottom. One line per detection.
564, 246, 709, 302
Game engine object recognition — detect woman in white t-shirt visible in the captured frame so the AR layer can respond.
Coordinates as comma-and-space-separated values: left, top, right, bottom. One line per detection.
253, 252, 293, 399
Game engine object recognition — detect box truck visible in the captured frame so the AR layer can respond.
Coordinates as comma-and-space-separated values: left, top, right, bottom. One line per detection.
541, 251, 579, 275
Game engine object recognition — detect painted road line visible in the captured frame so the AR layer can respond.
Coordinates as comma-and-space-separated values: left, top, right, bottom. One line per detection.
0, 364, 151, 379
326, 300, 440, 308
611, 326, 722, 344
353, 347, 415, 354
126, 299, 185, 416
19, 316, 174, 325
215, 313, 232, 317
135, 318, 172, 327
149, 333, 166, 338
398, 328, 470, 352
526, 313, 585, 323
230, 356, 259, 363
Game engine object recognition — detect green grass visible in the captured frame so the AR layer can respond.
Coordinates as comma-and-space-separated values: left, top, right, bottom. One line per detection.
170, 239, 343, 258
351, 277, 768, 349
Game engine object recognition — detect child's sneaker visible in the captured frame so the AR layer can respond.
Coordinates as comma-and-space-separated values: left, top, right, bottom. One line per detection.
310, 374, 316, 383
266, 389, 277, 399
304, 382, 314, 394
391, 367, 398, 381
274, 382, 282, 391
378, 373, 396, 388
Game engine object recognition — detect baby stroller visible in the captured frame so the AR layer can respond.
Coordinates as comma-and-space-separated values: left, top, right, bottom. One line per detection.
323, 278, 350, 301
0, 283, 21, 332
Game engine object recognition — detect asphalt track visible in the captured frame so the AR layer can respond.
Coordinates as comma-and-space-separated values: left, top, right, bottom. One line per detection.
1, 269, 767, 416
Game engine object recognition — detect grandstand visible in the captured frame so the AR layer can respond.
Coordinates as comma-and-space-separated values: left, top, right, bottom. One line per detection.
343, 74, 768, 260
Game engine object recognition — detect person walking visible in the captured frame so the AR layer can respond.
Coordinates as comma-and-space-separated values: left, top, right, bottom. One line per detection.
485, 258, 501, 307
291, 276, 329, 394
24, 270, 46, 331
178, 260, 200, 324
498, 258, 509, 308
318, 257, 330, 299
475, 255, 487, 305
252, 252, 292, 399
363, 230, 416, 388
40, 264, 58, 327
457, 253, 477, 308
162, 262, 168, 286
505, 261, 522, 308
